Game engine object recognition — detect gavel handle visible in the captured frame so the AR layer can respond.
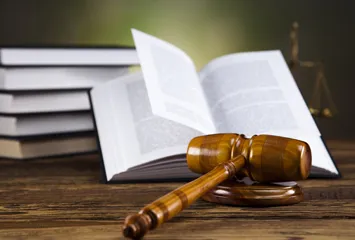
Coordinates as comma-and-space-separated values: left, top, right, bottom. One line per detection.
123, 155, 246, 239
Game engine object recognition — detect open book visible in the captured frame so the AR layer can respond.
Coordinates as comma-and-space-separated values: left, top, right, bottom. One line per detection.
90, 30, 339, 182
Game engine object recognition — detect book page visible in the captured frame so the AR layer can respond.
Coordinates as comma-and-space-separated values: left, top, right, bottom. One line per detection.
199, 50, 319, 136
199, 51, 338, 174
132, 29, 216, 134
91, 72, 203, 181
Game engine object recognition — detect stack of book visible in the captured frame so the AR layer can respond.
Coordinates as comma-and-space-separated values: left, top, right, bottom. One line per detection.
0, 46, 138, 159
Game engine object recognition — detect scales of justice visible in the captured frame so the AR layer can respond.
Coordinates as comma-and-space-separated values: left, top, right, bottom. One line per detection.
288, 21, 337, 118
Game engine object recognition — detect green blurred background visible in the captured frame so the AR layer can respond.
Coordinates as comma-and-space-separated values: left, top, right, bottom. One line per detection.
0, 0, 354, 139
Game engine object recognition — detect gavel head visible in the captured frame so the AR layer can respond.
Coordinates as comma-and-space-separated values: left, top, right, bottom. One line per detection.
186, 134, 311, 182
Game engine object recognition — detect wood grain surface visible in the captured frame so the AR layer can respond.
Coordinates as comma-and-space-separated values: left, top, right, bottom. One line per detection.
1, 140, 355, 239
186, 134, 312, 181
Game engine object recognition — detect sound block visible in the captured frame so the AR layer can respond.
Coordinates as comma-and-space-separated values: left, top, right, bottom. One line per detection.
202, 179, 303, 207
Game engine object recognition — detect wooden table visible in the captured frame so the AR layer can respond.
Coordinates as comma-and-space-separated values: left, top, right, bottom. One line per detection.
1, 140, 355, 239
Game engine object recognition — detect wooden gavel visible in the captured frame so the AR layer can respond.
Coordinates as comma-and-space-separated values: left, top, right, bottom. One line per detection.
123, 134, 312, 239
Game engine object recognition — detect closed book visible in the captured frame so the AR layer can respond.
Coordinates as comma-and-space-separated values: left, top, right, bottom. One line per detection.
0, 90, 90, 114
0, 132, 97, 159
0, 67, 129, 91
0, 111, 94, 137
0, 46, 138, 66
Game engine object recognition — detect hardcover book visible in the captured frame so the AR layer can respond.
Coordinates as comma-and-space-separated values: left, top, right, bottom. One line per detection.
0, 90, 91, 114
0, 132, 97, 159
0, 46, 138, 66
0, 112, 94, 137
0, 67, 129, 91
90, 30, 339, 183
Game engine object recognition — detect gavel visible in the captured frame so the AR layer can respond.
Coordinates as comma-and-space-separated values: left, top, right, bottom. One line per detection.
123, 134, 311, 239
